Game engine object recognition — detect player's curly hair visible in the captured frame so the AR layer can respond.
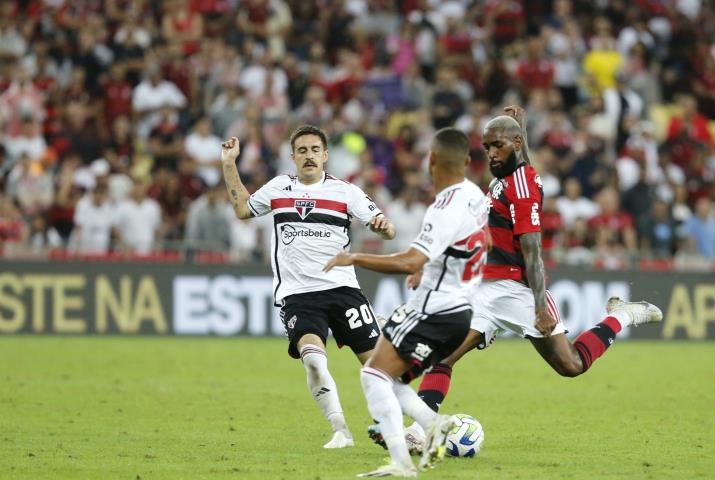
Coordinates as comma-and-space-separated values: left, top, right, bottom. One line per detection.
290, 125, 328, 151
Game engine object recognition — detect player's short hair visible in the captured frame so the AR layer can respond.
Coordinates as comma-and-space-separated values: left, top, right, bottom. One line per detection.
290, 125, 328, 152
484, 116, 522, 137
433, 127, 470, 169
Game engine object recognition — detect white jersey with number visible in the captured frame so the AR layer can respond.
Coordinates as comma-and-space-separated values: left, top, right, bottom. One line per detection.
409, 179, 489, 315
248, 172, 382, 304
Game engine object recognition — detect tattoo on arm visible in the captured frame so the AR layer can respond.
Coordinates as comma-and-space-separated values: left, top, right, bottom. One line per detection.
520, 232, 546, 308
222, 162, 252, 219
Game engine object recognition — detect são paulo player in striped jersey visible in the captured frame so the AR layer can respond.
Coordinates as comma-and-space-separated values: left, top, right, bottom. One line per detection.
324, 128, 489, 477
221, 125, 396, 449
408, 106, 663, 425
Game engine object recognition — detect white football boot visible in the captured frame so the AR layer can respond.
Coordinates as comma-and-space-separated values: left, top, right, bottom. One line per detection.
324, 430, 354, 448
606, 297, 663, 328
418, 414, 455, 470
357, 462, 418, 477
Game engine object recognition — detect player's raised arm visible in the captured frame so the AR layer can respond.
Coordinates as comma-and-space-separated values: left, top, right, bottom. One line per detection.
504, 105, 531, 165
368, 214, 396, 240
323, 247, 428, 275
220, 137, 253, 219
520, 231, 556, 337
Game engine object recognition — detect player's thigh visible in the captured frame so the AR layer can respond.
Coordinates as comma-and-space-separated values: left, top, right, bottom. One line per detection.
472, 281, 565, 340
327, 287, 380, 357
365, 335, 411, 379
281, 293, 331, 359
440, 328, 486, 367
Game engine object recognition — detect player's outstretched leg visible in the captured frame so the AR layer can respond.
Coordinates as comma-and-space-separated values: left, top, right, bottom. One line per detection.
532, 297, 663, 376
572, 297, 662, 373
300, 344, 354, 448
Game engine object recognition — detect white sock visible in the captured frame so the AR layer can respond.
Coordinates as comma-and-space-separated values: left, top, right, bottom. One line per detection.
300, 345, 350, 436
360, 366, 414, 469
393, 381, 437, 431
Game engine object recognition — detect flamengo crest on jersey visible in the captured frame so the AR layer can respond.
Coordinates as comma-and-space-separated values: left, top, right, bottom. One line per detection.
409, 179, 488, 315
483, 164, 543, 283
247, 173, 381, 304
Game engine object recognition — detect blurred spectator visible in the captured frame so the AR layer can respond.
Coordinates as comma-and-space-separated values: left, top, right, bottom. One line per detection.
162, 0, 204, 56
6, 153, 54, 217
622, 163, 656, 241
72, 180, 116, 254
148, 106, 184, 171
640, 199, 677, 258
3, 118, 47, 167
430, 67, 466, 129
588, 187, 637, 253
114, 179, 162, 254
184, 116, 222, 187
132, 64, 187, 139
582, 17, 623, 94
0, 194, 28, 248
0, 65, 45, 137
683, 197, 715, 260
100, 63, 133, 131
515, 36, 554, 99
185, 184, 232, 252
384, 171, 427, 253
603, 70, 643, 152
556, 177, 598, 230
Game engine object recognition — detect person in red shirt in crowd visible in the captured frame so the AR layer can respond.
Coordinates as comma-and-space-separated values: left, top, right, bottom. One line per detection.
162, 0, 203, 55
515, 36, 555, 98
588, 186, 638, 252
100, 63, 133, 132
673, 95, 713, 145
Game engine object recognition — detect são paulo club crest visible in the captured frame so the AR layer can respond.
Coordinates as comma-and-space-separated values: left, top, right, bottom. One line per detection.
294, 199, 316, 219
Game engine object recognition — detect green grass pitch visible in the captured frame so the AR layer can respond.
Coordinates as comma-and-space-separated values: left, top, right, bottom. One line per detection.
1, 337, 713, 479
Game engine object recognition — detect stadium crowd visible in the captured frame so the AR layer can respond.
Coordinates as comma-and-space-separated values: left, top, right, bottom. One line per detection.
0, 0, 714, 269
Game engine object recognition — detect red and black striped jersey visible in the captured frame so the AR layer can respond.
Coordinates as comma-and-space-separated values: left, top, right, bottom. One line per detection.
483, 164, 543, 283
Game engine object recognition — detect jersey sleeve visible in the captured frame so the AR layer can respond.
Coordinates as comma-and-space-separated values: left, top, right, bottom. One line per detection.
510, 167, 543, 235
410, 206, 461, 261
247, 177, 280, 217
346, 183, 382, 224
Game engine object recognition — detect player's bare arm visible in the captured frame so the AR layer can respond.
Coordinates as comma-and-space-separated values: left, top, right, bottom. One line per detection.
504, 105, 532, 165
368, 214, 396, 240
323, 247, 428, 275
520, 231, 556, 336
220, 137, 253, 219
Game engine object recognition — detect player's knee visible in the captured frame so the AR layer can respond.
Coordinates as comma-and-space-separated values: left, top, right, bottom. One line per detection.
552, 358, 583, 378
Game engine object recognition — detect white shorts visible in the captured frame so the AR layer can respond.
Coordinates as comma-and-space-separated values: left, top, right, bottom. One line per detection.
470, 280, 565, 349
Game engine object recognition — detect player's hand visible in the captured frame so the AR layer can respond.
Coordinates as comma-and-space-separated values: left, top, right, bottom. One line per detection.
535, 306, 557, 337
369, 215, 394, 236
406, 271, 423, 290
323, 251, 355, 272
221, 137, 241, 163
503, 105, 526, 129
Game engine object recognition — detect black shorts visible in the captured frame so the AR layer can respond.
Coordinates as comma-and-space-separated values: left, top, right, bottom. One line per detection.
280, 286, 380, 359
382, 304, 471, 380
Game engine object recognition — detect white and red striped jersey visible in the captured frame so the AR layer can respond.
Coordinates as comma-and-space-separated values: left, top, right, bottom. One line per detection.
248, 172, 382, 303
409, 179, 489, 315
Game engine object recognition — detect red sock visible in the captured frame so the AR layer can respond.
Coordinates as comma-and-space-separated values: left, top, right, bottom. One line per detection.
573, 316, 621, 372
417, 363, 452, 412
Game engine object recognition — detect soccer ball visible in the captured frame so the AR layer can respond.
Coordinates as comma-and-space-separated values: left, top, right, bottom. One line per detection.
445, 414, 484, 458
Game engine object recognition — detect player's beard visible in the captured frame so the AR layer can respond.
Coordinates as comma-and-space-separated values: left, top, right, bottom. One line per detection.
489, 150, 518, 178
